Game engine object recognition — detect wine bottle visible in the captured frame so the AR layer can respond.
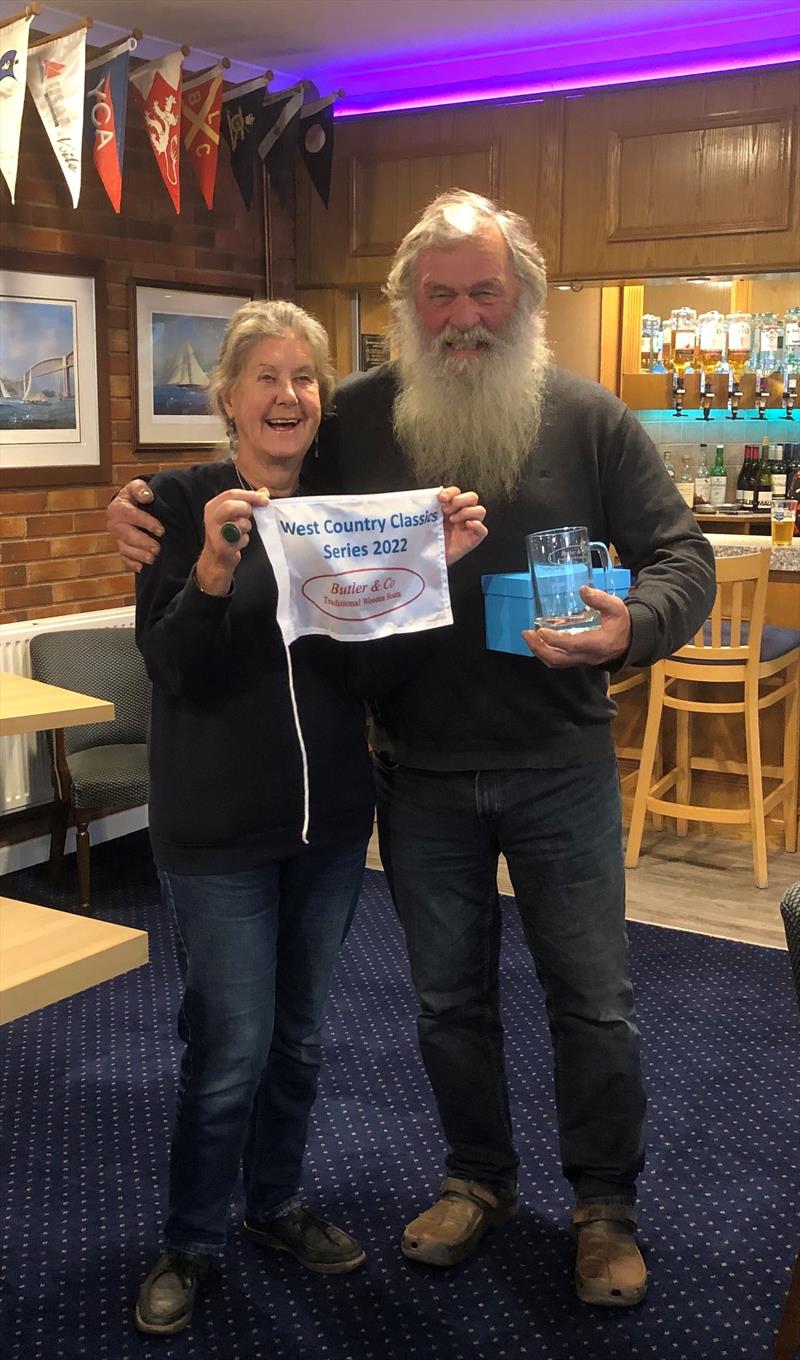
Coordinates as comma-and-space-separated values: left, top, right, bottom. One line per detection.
739, 446, 755, 510
694, 444, 711, 509
675, 454, 694, 508
709, 444, 727, 507
786, 447, 800, 537
769, 444, 787, 500
740, 446, 756, 511
754, 440, 772, 512
662, 449, 675, 480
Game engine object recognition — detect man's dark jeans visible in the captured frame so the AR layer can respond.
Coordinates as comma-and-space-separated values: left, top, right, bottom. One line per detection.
374, 754, 645, 1204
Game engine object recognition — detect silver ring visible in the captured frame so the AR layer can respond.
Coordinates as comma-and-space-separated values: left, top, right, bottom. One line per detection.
220, 521, 241, 545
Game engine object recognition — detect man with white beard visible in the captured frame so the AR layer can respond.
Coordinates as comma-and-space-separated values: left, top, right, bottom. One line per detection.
107, 190, 715, 1308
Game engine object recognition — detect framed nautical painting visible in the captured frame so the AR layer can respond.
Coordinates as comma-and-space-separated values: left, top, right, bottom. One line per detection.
130, 282, 251, 452
0, 251, 111, 488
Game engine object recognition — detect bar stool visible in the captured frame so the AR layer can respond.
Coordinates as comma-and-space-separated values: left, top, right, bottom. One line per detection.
625, 549, 800, 889
610, 669, 660, 822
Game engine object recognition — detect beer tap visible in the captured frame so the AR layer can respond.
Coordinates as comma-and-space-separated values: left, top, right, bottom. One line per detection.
672, 371, 686, 417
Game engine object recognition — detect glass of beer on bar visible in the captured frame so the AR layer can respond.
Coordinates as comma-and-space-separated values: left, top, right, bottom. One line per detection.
770, 499, 797, 547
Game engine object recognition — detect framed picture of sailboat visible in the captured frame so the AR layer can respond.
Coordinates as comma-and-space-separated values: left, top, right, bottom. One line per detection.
0, 251, 111, 488
131, 282, 251, 452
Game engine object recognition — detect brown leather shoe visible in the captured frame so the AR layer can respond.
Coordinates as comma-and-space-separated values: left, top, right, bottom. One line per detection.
401, 1176, 519, 1266
572, 1202, 647, 1307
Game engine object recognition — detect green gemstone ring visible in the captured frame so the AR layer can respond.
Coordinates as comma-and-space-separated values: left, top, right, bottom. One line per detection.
220, 522, 241, 545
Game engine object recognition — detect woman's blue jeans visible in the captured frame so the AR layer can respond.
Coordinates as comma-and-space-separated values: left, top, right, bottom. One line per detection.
158, 839, 367, 1255
374, 755, 646, 1204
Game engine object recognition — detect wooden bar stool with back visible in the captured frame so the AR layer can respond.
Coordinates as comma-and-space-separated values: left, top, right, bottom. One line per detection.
625, 549, 800, 890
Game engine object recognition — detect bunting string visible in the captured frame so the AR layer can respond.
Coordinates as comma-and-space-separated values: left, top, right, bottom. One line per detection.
0, 12, 342, 214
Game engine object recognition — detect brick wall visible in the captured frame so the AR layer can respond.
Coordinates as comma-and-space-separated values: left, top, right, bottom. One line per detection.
0, 89, 296, 625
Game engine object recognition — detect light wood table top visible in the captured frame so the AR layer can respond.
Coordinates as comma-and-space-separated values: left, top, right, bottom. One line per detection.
0, 670, 115, 736
0, 895, 148, 1024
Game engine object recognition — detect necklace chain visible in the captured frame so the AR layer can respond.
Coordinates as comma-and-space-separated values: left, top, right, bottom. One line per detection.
234, 461, 253, 492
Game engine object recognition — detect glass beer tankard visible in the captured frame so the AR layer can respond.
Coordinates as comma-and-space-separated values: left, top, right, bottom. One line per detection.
526, 526, 615, 633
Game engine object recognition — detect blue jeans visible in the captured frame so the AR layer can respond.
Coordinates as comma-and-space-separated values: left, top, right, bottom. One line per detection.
159, 839, 367, 1255
373, 755, 645, 1204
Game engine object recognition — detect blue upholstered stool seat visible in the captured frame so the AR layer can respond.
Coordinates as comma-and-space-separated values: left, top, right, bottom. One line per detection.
684, 621, 800, 664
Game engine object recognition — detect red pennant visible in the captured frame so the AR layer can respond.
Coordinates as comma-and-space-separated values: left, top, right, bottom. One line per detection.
181, 67, 223, 210
129, 51, 183, 214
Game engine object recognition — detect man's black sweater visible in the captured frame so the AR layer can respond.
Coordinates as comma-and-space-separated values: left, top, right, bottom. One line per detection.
314, 363, 716, 771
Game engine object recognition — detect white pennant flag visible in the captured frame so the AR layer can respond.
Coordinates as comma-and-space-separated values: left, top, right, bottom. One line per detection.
0, 12, 33, 203
27, 28, 86, 208
255, 489, 453, 645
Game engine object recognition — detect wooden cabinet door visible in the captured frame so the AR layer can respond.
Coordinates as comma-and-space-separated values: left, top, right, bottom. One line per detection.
560, 68, 799, 280
296, 99, 564, 288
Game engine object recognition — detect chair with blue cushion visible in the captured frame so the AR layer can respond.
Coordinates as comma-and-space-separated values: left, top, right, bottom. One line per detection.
625, 549, 800, 889
775, 880, 800, 1359
29, 627, 150, 914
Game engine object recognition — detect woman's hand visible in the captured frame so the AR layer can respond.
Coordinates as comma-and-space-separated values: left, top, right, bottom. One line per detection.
196, 488, 270, 595
438, 486, 488, 566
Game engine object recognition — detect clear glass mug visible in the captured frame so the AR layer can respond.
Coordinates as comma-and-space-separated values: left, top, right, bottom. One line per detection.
526, 526, 615, 633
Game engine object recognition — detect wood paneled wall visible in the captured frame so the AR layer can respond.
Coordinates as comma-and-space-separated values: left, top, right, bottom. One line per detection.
0, 105, 295, 626
296, 66, 799, 329
297, 97, 565, 289
561, 69, 799, 278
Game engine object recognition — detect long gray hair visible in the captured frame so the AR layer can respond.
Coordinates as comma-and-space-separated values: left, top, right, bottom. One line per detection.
384, 189, 548, 314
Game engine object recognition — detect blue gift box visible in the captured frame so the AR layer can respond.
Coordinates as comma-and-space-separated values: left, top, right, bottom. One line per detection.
481, 569, 631, 657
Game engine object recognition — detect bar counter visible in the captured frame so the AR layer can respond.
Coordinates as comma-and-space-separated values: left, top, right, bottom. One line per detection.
703, 534, 800, 629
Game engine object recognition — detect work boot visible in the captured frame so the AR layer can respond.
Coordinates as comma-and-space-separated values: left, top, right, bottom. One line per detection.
243, 1206, 366, 1274
134, 1250, 210, 1335
401, 1176, 519, 1266
572, 1201, 647, 1307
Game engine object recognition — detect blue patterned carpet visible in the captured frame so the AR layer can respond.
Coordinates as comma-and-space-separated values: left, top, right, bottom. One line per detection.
1, 831, 798, 1360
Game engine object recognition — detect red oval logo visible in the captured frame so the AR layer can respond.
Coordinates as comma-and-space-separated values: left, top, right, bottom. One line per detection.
301, 567, 426, 621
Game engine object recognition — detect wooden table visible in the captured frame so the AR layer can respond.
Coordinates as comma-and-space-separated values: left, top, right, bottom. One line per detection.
0, 671, 148, 1023
0, 895, 148, 1024
0, 670, 115, 736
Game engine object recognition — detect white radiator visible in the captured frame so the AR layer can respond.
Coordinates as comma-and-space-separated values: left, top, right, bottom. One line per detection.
0, 605, 135, 814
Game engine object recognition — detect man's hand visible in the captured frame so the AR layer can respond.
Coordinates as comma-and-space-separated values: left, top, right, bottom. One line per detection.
522, 587, 632, 669
439, 486, 488, 565
107, 479, 164, 573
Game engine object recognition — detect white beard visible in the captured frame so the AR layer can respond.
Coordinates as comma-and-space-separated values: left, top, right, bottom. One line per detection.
391, 301, 551, 502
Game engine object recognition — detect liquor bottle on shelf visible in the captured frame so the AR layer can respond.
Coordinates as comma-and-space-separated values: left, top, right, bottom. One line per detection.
640, 315, 662, 373
675, 454, 694, 508
768, 444, 787, 500
697, 311, 726, 375
751, 313, 784, 377
661, 317, 673, 372
662, 449, 675, 480
670, 308, 698, 376
738, 446, 755, 509
693, 444, 711, 509
785, 309, 800, 375
709, 444, 727, 507
754, 437, 772, 512
725, 312, 752, 382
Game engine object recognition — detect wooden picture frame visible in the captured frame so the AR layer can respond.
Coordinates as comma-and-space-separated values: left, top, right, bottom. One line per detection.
130, 281, 251, 453
0, 251, 111, 488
